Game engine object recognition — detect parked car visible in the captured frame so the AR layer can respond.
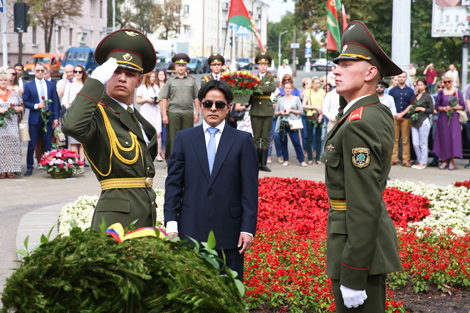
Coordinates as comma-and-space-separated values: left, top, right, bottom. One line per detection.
23, 53, 64, 80
187, 58, 204, 74
312, 59, 336, 71
237, 57, 253, 70
196, 57, 210, 73
154, 56, 168, 72
60, 46, 99, 75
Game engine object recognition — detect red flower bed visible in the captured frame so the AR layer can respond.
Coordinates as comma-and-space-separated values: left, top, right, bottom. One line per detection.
245, 177, 444, 312
454, 180, 470, 189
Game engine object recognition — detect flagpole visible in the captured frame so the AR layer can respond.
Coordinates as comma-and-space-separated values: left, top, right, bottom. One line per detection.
232, 26, 236, 68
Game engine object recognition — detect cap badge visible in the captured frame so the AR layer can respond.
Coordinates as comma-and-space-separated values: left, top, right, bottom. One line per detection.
342, 45, 348, 53
125, 31, 139, 37
348, 24, 356, 31
123, 53, 133, 61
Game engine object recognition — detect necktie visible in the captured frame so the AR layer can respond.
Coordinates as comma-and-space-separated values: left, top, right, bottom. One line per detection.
207, 127, 219, 175
127, 107, 143, 137
39, 80, 46, 101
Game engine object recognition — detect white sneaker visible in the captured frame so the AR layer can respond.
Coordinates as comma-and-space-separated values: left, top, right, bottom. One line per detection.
37, 164, 43, 169
156, 155, 163, 162
416, 165, 426, 170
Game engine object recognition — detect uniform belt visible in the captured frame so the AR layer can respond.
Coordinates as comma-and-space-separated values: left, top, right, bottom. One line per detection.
253, 95, 271, 99
329, 199, 346, 211
100, 177, 153, 190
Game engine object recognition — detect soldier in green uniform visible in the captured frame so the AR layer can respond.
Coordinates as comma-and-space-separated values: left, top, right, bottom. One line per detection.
249, 52, 277, 172
201, 53, 225, 87
62, 29, 158, 229
320, 21, 403, 312
160, 53, 200, 159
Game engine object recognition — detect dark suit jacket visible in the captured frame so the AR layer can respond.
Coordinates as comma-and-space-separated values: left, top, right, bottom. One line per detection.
62, 78, 158, 228
23, 79, 60, 126
164, 124, 258, 250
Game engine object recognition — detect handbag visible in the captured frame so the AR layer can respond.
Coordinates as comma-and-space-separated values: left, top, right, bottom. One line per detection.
457, 110, 468, 123
230, 105, 246, 121
54, 131, 67, 147
288, 119, 304, 130
19, 122, 30, 142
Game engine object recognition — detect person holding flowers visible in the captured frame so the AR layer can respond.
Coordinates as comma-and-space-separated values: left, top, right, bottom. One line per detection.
249, 52, 277, 172
302, 76, 325, 164
274, 82, 306, 167
406, 78, 434, 170
0, 68, 23, 178
433, 72, 465, 170
22, 63, 60, 176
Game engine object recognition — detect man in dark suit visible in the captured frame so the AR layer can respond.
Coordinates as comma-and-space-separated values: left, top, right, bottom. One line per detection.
23, 63, 60, 176
164, 80, 258, 281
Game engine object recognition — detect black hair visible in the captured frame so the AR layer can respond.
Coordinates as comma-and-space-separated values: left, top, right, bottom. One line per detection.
416, 78, 430, 94
197, 80, 234, 103
14, 63, 24, 70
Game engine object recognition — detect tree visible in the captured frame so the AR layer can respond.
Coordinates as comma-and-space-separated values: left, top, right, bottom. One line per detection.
25, 0, 83, 52
152, 0, 188, 40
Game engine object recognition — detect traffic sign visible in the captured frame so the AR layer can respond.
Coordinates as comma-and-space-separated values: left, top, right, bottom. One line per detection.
306, 42, 312, 49
236, 25, 250, 37
290, 43, 300, 49
305, 48, 312, 58
0, 0, 3, 13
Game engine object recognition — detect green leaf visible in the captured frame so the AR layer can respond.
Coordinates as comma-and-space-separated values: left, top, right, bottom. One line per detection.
234, 279, 245, 297
16, 249, 28, 257
23, 235, 29, 250
99, 217, 108, 236
207, 231, 216, 250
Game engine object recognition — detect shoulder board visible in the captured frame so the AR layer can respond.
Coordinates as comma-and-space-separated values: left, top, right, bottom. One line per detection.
349, 107, 364, 122
268, 73, 276, 76
203, 75, 210, 82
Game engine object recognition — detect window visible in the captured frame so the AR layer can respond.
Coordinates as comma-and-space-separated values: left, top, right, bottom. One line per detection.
90, 0, 95, 17
32, 27, 37, 44
100, 0, 103, 18
183, 5, 189, 14
58, 26, 61, 45
69, 28, 73, 46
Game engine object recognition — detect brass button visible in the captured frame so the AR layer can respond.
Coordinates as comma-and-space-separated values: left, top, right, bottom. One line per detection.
145, 177, 153, 188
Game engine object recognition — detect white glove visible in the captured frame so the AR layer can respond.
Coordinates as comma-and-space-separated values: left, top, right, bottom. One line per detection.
340, 285, 367, 309
90, 57, 118, 85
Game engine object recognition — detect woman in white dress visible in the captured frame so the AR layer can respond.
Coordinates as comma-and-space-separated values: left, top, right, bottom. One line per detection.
62, 65, 87, 173
136, 71, 163, 161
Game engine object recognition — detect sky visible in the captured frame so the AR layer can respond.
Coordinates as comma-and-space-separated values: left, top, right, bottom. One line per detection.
267, 0, 295, 23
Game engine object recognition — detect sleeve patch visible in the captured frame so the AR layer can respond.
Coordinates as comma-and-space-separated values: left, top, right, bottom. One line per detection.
352, 147, 370, 168
349, 107, 364, 122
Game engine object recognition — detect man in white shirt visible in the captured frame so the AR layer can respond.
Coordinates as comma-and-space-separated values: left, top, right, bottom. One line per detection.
376, 80, 397, 116
277, 61, 292, 83
446, 64, 460, 88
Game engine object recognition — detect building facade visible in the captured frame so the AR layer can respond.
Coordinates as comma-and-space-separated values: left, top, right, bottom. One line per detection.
1, 0, 108, 68
149, 0, 269, 62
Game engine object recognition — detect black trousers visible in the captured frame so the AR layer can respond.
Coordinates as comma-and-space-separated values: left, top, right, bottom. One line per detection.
331, 274, 386, 313
217, 248, 244, 282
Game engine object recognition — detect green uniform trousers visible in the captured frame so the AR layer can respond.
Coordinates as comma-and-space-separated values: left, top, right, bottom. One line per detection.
165, 111, 194, 159
251, 116, 272, 149
331, 274, 386, 313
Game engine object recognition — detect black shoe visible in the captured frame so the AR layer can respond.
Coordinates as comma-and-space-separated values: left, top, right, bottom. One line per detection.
427, 161, 438, 167
260, 149, 271, 172
24, 169, 33, 176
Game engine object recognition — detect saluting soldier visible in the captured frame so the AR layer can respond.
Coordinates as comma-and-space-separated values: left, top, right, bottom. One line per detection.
320, 21, 403, 312
62, 29, 158, 229
249, 52, 277, 172
160, 53, 200, 159
201, 53, 225, 87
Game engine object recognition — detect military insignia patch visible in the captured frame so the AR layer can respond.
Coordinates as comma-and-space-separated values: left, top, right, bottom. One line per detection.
125, 31, 139, 37
123, 53, 133, 61
349, 107, 364, 122
342, 45, 348, 53
352, 147, 370, 168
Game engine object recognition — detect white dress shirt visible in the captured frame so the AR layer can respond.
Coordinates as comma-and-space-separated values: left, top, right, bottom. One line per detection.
33, 78, 48, 110
378, 93, 397, 116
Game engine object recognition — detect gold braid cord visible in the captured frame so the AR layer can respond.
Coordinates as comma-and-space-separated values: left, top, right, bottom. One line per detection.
83, 104, 141, 177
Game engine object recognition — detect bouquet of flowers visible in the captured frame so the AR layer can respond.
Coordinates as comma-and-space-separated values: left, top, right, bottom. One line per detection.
446, 92, 458, 125
0, 104, 16, 128
40, 96, 52, 132
220, 71, 262, 103
309, 112, 321, 127
40, 148, 84, 177
409, 99, 419, 122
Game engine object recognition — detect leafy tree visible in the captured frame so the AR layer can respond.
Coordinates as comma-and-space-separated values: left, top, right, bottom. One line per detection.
25, 0, 83, 52
152, 0, 188, 40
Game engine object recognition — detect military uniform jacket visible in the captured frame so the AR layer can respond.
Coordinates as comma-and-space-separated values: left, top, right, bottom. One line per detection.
200, 74, 215, 87
249, 72, 276, 117
320, 93, 402, 290
62, 78, 158, 228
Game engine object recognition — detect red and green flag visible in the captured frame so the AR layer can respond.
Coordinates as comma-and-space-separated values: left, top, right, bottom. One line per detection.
228, 0, 265, 52
326, 0, 341, 51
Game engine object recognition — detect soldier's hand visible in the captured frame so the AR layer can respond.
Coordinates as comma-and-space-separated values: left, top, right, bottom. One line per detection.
91, 57, 118, 85
162, 115, 169, 125
340, 285, 367, 308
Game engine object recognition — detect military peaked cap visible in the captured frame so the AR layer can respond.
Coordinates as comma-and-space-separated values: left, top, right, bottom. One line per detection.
334, 21, 402, 77
208, 53, 225, 65
172, 53, 190, 64
95, 29, 156, 74
255, 52, 271, 64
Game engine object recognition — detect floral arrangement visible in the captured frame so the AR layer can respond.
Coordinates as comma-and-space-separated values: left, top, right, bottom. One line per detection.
409, 99, 420, 122
309, 112, 321, 127
57, 190, 166, 236
40, 96, 52, 132
40, 148, 84, 176
446, 92, 458, 125
0, 104, 16, 127
220, 71, 262, 97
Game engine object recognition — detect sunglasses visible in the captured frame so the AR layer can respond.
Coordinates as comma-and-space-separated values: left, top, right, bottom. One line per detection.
9, 72, 16, 76
437, 86, 444, 89
202, 100, 228, 109
74, 70, 83, 74
376, 85, 385, 89
36, 69, 45, 73
443, 81, 452, 84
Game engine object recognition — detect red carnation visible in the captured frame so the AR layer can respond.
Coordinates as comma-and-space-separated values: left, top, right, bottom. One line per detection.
41, 96, 45, 100
10, 103, 14, 108
310, 116, 314, 120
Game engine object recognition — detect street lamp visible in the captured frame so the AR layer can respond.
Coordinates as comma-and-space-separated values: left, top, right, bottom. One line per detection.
278, 30, 288, 68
